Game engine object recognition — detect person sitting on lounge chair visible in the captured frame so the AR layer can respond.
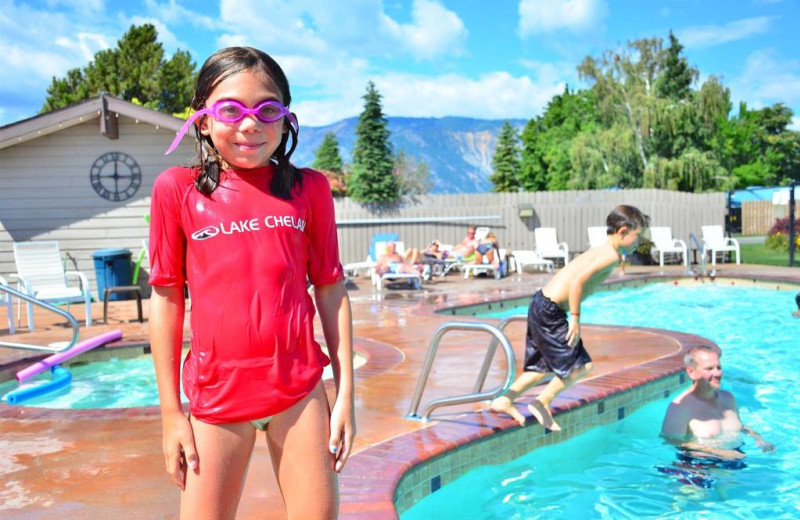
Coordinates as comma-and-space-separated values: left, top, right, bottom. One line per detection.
473, 232, 500, 268
450, 225, 479, 259
375, 242, 421, 276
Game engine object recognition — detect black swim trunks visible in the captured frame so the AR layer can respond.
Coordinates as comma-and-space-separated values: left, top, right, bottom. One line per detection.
524, 290, 592, 379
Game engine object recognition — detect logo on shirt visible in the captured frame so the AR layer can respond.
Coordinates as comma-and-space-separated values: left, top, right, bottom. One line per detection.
191, 226, 220, 241
191, 215, 306, 241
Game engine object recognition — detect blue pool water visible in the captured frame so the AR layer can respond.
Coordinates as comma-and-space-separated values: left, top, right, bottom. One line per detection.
403, 282, 800, 519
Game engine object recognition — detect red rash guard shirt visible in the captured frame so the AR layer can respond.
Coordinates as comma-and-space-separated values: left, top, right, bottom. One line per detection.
148, 165, 344, 424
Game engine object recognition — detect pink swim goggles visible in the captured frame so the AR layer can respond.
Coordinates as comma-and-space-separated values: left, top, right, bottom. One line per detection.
165, 99, 299, 155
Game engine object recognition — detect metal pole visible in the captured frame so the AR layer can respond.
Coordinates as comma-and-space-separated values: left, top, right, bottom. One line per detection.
790, 181, 797, 267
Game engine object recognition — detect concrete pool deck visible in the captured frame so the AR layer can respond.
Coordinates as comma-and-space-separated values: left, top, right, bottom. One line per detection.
1, 263, 798, 519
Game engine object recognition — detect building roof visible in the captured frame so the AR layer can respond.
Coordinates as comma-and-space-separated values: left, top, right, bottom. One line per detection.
0, 95, 183, 151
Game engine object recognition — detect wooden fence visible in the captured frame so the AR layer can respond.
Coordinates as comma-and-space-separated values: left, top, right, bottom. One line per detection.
742, 201, 799, 236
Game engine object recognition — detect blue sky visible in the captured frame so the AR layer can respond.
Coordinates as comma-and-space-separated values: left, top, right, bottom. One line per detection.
1, 0, 799, 129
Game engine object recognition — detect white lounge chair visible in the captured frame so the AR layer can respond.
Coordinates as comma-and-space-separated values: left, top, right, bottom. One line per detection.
650, 227, 688, 267
371, 241, 422, 290
12, 241, 92, 330
587, 226, 608, 249
462, 248, 510, 279
534, 227, 569, 266
511, 250, 553, 273
0, 275, 14, 334
701, 225, 740, 266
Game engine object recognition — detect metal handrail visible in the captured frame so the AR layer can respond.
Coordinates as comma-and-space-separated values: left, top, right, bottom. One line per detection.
0, 283, 79, 352
473, 315, 527, 393
406, 321, 516, 421
688, 233, 708, 277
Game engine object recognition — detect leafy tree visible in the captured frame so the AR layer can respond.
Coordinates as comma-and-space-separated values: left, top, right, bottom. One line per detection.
489, 121, 521, 192
349, 82, 399, 204
519, 87, 599, 190
394, 149, 432, 198
42, 24, 196, 114
313, 132, 344, 172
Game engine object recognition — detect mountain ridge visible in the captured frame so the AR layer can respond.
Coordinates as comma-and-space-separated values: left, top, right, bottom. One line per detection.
292, 117, 527, 194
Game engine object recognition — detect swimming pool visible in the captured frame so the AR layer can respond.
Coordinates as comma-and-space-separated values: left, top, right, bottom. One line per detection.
403, 282, 800, 519
0, 348, 367, 409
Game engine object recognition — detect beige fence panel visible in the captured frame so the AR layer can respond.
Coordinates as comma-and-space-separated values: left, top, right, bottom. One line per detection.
334, 189, 725, 264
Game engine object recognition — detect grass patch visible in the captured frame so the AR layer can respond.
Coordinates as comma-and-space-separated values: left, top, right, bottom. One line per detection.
740, 241, 799, 267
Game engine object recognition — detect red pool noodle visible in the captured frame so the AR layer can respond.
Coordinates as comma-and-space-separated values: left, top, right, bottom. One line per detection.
15, 330, 123, 381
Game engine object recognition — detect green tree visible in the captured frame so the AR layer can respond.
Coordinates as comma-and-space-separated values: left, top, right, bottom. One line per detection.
656, 31, 696, 101
489, 121, 521, 192
519, 87, 599, 190
313, 132, 344, 172
349, 82, 399, 204
394, 149, 432, 198
41, 24, 196, 114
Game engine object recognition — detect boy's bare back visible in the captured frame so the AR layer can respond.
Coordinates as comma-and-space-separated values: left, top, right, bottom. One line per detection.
541, 243, 621, 310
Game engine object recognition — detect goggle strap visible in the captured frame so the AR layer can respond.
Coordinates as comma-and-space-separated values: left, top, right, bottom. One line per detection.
165, 109, 209, 155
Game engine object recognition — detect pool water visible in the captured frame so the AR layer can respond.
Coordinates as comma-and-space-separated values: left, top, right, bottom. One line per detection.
1, 349, 365, 409
402, 283, 800, 519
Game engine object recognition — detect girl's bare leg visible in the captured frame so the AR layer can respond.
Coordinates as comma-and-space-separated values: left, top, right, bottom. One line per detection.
268, 381, 338, 520
180, 418, 257, 520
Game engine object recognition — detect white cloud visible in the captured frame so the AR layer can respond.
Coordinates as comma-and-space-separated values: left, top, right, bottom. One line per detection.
678, 17, 772, 49
142, 0, 219, 31
518, 0, 608, 36
728, 49, 800, 114
128, 15, 188, 52
790, 117, 799, 131
383, 0, 468, 60
294, 70, 564, 126
217, 0, 465, 61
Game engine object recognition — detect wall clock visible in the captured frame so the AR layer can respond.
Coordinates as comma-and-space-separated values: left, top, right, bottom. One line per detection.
89, 151, 142, 202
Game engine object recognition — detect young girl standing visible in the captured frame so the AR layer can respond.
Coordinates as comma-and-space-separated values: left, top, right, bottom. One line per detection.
149, 47, 355, 519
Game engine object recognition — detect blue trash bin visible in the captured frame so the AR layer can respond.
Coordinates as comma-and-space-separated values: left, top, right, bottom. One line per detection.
91, 248, 133, 301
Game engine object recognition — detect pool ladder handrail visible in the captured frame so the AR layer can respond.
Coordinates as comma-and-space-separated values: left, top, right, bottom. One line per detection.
0, 282, 79, 352
688, 232, 711, 277
406, 320, 518, 421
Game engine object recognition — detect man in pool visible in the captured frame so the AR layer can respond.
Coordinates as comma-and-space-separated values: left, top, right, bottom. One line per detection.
661, 345, 775, 460
489, 205, 649, 431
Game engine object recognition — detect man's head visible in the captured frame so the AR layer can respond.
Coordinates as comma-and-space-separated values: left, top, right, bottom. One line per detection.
385, 242, 397, 255
685, 345, 723, 390
466, 226, 476, 238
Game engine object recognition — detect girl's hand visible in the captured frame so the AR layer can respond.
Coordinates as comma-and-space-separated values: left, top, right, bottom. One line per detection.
566, 317, 581, 347
161, 411, 198, 490
328, 399, 356, 473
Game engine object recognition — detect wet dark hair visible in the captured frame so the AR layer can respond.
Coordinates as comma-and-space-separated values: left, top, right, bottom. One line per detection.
795, 291, 800, 309
191, 47, 301, 199
605, 205, 650, 235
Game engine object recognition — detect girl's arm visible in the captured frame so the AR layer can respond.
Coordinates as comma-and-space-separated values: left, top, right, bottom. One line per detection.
150, 284, 197, 489
313, 280, 355, 473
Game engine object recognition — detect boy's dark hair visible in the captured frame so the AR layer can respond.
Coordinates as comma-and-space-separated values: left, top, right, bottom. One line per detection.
191, 46, 301, 199
606, 205, 650, 234
795, 291, 800, 309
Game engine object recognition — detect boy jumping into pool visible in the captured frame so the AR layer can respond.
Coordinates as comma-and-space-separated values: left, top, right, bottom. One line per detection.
490, 205, 649, 430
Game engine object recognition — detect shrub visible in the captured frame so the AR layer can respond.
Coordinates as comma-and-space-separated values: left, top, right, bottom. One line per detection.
765, 216, 800, 252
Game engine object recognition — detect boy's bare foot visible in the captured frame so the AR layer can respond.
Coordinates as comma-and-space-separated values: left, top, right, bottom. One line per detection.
489, 396, 527, 426
527, 400, 561, 431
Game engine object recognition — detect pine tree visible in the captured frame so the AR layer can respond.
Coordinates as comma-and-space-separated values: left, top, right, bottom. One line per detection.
349, 82, 399, 204
41, 24, 196, 114
313, 132, 344, 172
657, 31, 696, 101
489, 121, 521, 192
